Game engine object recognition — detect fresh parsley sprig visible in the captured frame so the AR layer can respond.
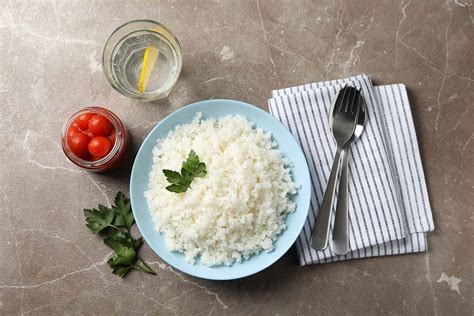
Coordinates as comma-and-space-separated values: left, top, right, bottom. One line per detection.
83, 192, 156, 277
163, 150, 207, 193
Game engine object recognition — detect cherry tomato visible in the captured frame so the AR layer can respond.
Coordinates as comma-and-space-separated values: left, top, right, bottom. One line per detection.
108, 130, 116, 147
90, 156, 102, 162
88, 114, 113, 136
68, 133, 91, 159
74, 113, 95, 130
88, 136, 112, 158
67, 125, 82, 141
82, 129, 94, 139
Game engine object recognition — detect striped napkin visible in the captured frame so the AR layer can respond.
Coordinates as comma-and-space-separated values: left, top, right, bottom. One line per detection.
268, 74, 434, 265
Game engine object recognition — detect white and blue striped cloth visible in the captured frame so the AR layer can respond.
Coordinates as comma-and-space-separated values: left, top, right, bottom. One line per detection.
268, 75, 434, 265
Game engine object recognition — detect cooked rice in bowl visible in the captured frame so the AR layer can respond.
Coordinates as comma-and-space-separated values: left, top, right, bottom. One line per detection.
145, 113, 297, 266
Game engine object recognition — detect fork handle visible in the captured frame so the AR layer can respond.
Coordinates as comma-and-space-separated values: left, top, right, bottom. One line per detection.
331, 149, 350, 255
311, 147, 342, 250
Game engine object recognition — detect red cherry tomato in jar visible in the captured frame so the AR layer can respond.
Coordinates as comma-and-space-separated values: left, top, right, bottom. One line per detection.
88, 114, 113, 136
88, 136, 112, 159
74, 113, 95, 130
68, 133, 91, 159
90, 156, 102, 162
82, 129, 94, 139
67, 125, 82, 141
108, 130, 116, 147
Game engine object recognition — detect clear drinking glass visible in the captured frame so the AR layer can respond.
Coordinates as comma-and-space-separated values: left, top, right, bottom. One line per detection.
102, 20, 182, 101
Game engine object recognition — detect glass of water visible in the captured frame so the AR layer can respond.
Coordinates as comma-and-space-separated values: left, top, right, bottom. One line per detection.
102, 20, 182, 101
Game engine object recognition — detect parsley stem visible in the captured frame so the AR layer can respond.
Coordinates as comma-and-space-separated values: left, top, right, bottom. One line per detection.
138, 257, 155, 273
132, 265, 148, 273
108, 224, 121, 231
133, 261, 157, 275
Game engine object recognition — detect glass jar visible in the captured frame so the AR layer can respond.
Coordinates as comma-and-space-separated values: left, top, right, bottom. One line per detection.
61, 107, 128, 172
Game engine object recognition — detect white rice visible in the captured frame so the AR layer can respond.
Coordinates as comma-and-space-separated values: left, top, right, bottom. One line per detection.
145, 113, 297, 266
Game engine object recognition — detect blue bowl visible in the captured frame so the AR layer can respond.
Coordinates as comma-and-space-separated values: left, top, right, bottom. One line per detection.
130, 99, 311, 280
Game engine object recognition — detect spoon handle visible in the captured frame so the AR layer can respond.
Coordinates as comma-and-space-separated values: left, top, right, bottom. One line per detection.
311, 147, 342, 250
331, 149, 350, 255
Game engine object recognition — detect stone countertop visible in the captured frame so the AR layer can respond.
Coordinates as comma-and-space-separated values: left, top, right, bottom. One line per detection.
1, 0, 472, 314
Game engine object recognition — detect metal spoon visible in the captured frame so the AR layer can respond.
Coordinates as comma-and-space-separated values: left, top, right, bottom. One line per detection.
311, 86, 362, 251
331, 97, 366, 255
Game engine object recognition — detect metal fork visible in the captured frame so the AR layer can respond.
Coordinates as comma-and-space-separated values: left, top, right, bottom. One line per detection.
311, 86, 362, 251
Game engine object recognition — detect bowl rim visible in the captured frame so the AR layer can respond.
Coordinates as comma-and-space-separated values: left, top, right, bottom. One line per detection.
130, 99, 311, 280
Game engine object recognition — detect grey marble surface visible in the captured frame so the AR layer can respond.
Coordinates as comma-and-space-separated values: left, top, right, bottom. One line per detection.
1, 0, 473, 315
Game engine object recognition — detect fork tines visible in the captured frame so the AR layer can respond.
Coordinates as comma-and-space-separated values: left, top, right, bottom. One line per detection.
338, 86, 362, 113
